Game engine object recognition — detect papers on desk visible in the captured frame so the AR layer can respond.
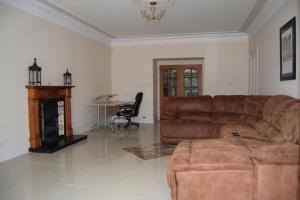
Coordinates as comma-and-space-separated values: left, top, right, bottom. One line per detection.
95, 94, 118, 103
90, 101, 128, 107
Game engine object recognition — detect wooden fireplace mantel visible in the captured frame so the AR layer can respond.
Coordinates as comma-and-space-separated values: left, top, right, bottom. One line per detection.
26, 85, 74, 149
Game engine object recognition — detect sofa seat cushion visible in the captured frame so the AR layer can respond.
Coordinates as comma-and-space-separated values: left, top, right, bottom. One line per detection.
160, 120, 214, 139
240, 138, 272, 150
178, 112, 212, 121
218, 123, 271, 142
214, 113, 242, 124
169, 140, 254, 172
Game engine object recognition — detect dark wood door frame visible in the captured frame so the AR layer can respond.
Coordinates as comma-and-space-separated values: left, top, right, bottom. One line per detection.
159, 64, 203, 117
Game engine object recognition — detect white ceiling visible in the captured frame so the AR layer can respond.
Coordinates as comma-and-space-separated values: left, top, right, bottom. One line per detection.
44, 0, 258, 39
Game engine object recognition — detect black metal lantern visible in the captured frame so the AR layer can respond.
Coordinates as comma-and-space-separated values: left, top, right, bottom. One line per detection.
64, 68, 72, 86
28, 58, 42, 85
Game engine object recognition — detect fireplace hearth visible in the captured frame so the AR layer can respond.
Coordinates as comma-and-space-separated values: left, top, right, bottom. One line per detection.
26, 86, 87, 153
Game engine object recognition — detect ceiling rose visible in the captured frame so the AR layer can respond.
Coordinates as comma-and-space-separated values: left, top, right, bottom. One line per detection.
132, 0, 175, 22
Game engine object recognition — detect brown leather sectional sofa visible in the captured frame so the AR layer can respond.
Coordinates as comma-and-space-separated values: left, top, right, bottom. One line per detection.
160, 95, 300, 200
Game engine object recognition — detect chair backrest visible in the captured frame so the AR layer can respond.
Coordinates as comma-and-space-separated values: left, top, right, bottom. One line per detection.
133, 92, 143, 116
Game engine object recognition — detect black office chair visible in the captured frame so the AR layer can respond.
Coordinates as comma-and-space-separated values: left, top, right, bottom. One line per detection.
113, 92, 143, 129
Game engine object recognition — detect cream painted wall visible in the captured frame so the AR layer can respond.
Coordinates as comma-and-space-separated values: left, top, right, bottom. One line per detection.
111, 40, 249, 123
249, 0, 300, 98
0, 3, 111, 162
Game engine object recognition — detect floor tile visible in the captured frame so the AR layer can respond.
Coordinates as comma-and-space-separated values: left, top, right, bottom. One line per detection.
0, 162, 58, 181
52, 185, 170, 200
0, 124, 171, 200
0, 178, 67, 200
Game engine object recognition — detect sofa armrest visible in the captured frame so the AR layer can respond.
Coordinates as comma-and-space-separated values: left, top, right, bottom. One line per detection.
250, 144, 300, 164
253, 159, 299, 200
160, 112, 178, 120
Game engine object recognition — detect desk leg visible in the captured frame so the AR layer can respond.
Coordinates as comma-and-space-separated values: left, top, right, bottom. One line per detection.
104, 106, 107, 126
97, 105, 100, 126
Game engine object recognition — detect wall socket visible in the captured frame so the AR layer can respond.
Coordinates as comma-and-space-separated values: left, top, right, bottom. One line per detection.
133, 116, 148, 121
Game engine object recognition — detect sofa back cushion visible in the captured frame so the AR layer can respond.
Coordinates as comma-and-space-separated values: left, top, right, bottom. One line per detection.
166, 96, 213, 114
243, 96, 270, 118
213, 95, 246, 114
278, 101, 300, 144
214, 113, 242, 124
262, 96, 300, 144
262, 95, 294, 125
240, 96, 270, 127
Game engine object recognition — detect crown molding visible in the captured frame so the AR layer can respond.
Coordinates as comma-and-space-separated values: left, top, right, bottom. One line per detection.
246, 0, 286, 38
0, 0, 112, 46
38, 0, 113, 38
240, 0, 267, 32
111, 32, 248, 47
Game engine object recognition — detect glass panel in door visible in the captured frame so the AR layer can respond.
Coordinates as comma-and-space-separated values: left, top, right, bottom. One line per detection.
183, 67, 199, 97
163, 69, 177, 97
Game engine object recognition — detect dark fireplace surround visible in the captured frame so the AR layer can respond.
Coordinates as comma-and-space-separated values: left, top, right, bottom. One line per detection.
26, 86, 87, 153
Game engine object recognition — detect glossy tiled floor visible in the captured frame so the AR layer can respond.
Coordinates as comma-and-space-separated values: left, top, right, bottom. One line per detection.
0, 124, 171, 200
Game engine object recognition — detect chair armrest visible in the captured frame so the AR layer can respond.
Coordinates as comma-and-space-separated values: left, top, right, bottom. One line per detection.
160, 112, 178, 120
250, 144, 300, 164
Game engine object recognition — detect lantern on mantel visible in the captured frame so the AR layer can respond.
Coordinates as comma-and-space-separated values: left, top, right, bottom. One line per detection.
28, 58, 42, 85
63, 68, 72, 86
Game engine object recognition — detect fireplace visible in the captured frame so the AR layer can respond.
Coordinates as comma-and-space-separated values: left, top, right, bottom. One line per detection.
40, 99, 65, 145
26, 86, 87, 153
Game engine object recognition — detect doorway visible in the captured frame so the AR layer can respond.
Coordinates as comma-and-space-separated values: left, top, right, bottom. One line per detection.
159, 64, 202, 116
249, 49, 258, 95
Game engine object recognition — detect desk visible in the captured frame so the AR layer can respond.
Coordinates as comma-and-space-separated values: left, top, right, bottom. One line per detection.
91, 101, 129, 131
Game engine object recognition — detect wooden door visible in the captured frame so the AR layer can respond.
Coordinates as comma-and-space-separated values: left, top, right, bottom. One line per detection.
160, 64, 202, 116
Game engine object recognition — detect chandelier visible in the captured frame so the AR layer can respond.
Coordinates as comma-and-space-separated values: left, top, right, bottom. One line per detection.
132, 0, 175, 22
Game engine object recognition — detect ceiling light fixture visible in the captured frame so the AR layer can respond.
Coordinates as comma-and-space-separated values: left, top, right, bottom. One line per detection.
132, 0, 175, 22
